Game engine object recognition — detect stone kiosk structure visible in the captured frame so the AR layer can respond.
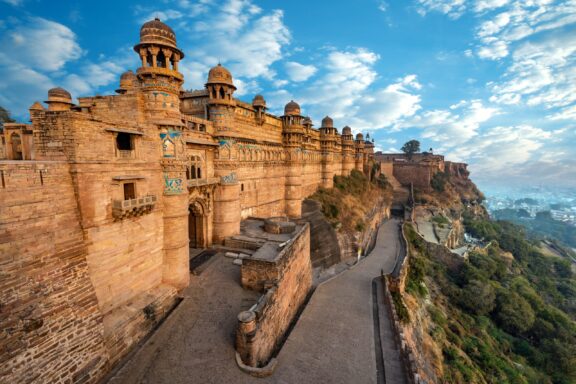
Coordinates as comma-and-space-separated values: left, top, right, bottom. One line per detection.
0, 19, 375, 384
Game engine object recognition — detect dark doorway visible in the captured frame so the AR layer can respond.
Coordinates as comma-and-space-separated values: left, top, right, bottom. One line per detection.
189, 203, 205, 248
11, 133, 22, 160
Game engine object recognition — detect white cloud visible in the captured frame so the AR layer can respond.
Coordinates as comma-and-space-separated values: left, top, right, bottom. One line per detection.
416, 0, 467, 19
139, 9, 184, 23
289, 47, 421, 130
378, 1, 389, 12
394, 99, 499, 143
0, 17, 82, 72
489, 32, 576, 109
474, 0, 511, 12
284, 61, 317, 82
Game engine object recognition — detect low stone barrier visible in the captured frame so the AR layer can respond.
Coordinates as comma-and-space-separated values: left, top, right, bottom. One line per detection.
382, 273, 426, 384
235, 223, 312, 374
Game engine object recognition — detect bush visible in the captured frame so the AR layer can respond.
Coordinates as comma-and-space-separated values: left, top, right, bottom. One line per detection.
493, 290, 535, 335
391, 290, 410, 323
431, 171, 450, 192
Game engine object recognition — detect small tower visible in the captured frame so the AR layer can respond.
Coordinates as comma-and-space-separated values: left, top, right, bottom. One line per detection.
341, 126, 355, 176
133, 18, 184, 122
355, 132, 365, 172
252, 94, 266, 124
319, 116, 338, 188
116, 70, 137, 94
281, 100, 304, 218
45, 87, 73, 111
206, 63, 237, 135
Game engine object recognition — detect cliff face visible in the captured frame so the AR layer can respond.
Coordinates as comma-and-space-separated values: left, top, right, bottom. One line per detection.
307, 170, 392, 269
392, 173, 576, 384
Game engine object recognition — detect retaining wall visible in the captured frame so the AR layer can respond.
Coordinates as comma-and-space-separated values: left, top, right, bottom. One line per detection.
236, 224, 312, 370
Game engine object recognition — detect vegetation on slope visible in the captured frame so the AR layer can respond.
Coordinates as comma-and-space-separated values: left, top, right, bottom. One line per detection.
492, 209, 576, 248
308, 169, 391, 232
402, 216, 576, 384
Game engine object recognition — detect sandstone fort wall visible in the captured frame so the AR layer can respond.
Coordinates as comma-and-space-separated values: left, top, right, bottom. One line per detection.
0, 162, 108, 384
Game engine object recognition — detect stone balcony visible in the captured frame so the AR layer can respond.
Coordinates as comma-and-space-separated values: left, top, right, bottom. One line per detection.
187, 177, 220, 188
112, 195, 157, 219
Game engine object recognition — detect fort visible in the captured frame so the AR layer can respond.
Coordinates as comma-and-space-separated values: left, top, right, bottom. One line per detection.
0, 18, 467, 384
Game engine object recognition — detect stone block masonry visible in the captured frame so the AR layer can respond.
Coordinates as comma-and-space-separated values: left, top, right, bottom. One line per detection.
236, 223, 312, 370
0, 162, 108, 384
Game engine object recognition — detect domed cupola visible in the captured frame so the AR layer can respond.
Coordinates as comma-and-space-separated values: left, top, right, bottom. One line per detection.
205, 63, 236, 104
207, 64, 236, 88
133, 18, 184, 76
45, 87, 73, 111
138, 18, 180, 51
321, 116, 333, 128
116, 70, 137, 94
284, 100, 301, 116
133, 18, 184, 120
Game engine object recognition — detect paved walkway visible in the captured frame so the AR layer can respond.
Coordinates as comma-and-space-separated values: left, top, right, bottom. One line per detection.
107, 219, 406, 384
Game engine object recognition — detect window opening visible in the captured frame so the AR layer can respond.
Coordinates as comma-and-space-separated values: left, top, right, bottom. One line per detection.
124, 183, 136, 200
116, 133, 133, 151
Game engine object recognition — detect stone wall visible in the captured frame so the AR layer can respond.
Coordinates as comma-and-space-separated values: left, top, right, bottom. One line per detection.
393, 162, 435, 190
0, 161, 108, 384
236, 224, 312, 369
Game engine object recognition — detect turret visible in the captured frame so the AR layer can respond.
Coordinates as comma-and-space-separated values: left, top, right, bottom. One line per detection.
45, 87, 73, 111
116, 70, 137, 94
206, 63, 237, 135
341, 126, 355, 176
252, 94, 266, 123
319, 116, 338, 188
355, 132, 365, 172
281, 100, 304, 218
134, 18, 184, 122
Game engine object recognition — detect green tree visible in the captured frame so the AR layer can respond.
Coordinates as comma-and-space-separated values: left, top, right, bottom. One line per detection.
401, 139, 420, 158
458, 279, 496, 315
494, 290, 535, 334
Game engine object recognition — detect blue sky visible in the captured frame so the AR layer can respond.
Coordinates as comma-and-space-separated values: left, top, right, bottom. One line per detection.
1, 0, 575, 191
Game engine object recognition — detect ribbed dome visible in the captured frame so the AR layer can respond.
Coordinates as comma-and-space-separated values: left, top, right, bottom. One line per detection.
139, 18, 177, 49
321, 116, 333, 128
342, 126, 352, 135
284, 100, 301, 116
207, 63, 235, 86
252, 94, 266, 107
48, 87, 71, 99
356, 133, 364, 140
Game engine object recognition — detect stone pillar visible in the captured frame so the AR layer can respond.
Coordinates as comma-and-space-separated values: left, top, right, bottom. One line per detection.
213, 170, 241, 243
148, 46, 159, 67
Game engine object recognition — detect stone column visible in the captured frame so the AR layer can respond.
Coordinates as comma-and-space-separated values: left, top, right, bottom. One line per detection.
162, 192, 189, 289
148, 46, 159, 67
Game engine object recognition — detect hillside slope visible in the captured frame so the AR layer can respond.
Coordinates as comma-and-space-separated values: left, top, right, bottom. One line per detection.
396, 172, 576, 384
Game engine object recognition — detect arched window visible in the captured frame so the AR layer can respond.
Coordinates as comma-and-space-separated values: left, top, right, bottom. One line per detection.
219, 87, 225, 99
157, 50, 166, 68
187, 156, 203, 179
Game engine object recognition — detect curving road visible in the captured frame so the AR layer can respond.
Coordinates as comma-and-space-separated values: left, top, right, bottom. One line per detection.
107, 219, 406, 384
